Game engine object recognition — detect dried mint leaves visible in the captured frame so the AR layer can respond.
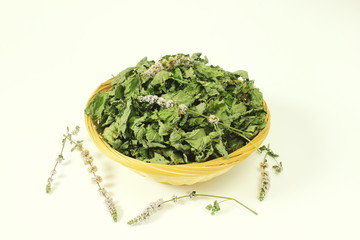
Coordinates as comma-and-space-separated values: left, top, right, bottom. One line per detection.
85, 53, 267, 164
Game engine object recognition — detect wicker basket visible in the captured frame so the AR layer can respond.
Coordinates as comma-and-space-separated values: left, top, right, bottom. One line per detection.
85, 78, 270, 185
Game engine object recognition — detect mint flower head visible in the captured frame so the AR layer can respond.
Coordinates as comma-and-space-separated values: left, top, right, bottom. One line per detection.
208, 115, 219, 124
178, 104, 188, 114
137, 95, 175, 109
143, 54, 194, 78
127, 199, 164, 225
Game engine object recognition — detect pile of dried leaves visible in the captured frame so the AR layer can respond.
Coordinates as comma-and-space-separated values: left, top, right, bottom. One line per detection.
85, 53, 267, 164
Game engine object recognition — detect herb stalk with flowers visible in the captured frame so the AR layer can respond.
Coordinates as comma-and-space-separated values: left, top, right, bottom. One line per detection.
46, 126, 118, 222
127, 191, 258, 225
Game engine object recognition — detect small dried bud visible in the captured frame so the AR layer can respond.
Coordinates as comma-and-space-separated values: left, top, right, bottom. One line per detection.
165, 100, 174, 108
99, 188, 108, 197
188, 191, 196, 198
81, 149, 90, 158
56, 156, 64, 163
84, 156, 94, 165
76, 143, 84, 151
178, 104, 188, 114
208, 115, 219, 124
88, 165, 98, 173
260, 161, 268, 169
137, 96, 145, 102
156, 97, 167, 106
71, 126, 80, 135
92, 175, 102, 184
46, 183, 51, 193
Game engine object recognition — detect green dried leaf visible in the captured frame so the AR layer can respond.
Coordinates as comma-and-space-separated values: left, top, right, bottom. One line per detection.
205, 204, 213, 211
215, 140, 230, 159
158, 107, 178, 122
114, 85, 125, 99
183, 129, 207, 150
146, 125, 162, 142
158, 121, 172, 136
150, 71, 172, 86
146, 152, 170, 164
172, 90, 196, 106
183, 67, 195, 79
113, 67, 136, 85
118, 99, 132, 134
124, 76, 140, 97
173, 67, 183, 80
194, 102, 206, 114
233, 70, 249, 80
206, 200, 221, 215
103, 122, 120, 146
85, 92, 109, 120
169, 129, 182, 142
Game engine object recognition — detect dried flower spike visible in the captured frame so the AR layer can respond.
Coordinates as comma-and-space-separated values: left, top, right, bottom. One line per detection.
143, 54, 194, 78
138, 95, 177, 110
71, 138, 118, 222
156, 97, 167, 106
257, 144, 282, 201
46, 125, 119, 222
259, 159, 270, 201
127, 199, 164, 225
45, 127, 80, 194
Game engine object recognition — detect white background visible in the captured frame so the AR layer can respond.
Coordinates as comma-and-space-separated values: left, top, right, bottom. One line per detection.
1, 0, 359, 239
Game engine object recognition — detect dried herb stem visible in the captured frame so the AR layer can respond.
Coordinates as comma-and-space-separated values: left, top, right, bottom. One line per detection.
46, 134, 69, 193
162, 193, 258, 215
196, 193, 258, 215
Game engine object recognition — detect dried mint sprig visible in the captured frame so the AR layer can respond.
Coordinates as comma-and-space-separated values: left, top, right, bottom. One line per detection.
127, 191, 257, 225
45, 126, 118, 222
258, 144, 282, 201
45, 126, 80, 193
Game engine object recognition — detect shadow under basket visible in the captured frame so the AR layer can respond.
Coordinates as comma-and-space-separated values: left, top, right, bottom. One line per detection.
84, 78, 271, 185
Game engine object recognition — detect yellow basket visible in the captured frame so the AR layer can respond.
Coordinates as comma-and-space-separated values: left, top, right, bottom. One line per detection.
85, 78, 270, 185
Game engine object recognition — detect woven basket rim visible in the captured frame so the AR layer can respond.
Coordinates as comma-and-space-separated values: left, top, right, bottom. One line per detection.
84, 78, 270, 170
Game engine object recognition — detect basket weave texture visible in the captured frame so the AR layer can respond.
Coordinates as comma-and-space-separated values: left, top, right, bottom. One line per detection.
85, 78, 270, 185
